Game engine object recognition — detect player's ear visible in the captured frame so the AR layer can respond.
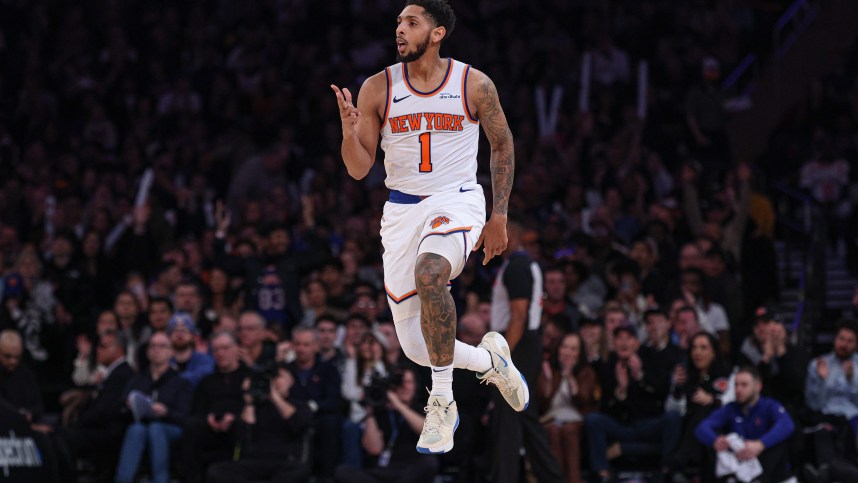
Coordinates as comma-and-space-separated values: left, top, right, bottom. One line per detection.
432, 25, 446, 43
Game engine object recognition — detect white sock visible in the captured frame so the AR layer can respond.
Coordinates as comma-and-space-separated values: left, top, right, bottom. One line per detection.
395, 316, 493, 373
464, 346, 492, 374
430, 364, 454, 400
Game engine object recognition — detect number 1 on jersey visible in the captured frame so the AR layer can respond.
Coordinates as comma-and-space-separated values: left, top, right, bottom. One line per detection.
418, 132, 432, 172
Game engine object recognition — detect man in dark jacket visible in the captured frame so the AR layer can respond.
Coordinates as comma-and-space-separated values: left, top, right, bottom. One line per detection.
0, 330, 42, 422
286, 327, 342, 479
183, 331, 250, 483
60, 330, 135, 481
585, 326, 681, 481
737, 306, 804, 414
206, 363, 313, 482
114, 331, 192, 483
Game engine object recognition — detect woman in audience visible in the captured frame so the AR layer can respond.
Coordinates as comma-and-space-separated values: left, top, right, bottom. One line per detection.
340, 328, 390, 468
667, 331, 734, 480
538, 332, 600, 483
579, 318, 607, 366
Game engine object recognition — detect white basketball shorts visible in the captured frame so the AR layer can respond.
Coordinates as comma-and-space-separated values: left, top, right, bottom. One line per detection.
380, 182, 486, 322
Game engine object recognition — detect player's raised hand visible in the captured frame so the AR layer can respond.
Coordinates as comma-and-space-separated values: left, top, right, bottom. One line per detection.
473, 215, 508, 265
331, 84, 361, 131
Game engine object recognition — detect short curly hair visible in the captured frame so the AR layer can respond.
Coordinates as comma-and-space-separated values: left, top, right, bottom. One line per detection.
406, 0, 456, 40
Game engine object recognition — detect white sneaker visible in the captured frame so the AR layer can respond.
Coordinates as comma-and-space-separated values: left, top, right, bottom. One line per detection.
476, 331, 530, 411
416, 395, 459, 454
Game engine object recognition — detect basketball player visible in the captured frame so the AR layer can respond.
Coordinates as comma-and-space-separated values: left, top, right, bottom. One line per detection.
331, 0, 529, 454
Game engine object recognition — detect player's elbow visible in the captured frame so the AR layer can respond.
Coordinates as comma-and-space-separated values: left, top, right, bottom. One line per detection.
347, 166, 371, 180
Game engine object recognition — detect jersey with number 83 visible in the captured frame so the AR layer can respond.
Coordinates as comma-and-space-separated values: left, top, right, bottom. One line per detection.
380, 58, 480, 196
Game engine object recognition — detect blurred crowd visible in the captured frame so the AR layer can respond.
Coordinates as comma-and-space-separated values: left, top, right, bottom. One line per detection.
1, 0, 858, 482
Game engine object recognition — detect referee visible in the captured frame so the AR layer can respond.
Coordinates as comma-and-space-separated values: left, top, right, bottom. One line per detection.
489, 217, 564, 483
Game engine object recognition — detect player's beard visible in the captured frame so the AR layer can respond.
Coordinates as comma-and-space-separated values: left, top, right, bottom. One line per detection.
397, 32, 431, 63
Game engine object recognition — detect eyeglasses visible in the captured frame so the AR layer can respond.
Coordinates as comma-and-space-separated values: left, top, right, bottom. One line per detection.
149, 343, 171, 349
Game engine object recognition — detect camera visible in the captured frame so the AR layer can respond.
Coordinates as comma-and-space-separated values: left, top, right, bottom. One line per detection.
247, 362, 279, 403
364, 372, 404, 408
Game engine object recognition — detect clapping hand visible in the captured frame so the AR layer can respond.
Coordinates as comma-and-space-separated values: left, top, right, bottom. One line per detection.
816, 357, 829, 380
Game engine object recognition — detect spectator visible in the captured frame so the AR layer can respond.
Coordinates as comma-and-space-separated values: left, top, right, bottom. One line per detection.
70, 310, 119, 387
805, 320, 858, 482
115, 331, 192, 483
114, 290, 144, 368
585, 326, 681, 481
642, 309, 683, 364
0, 329, 43, 422
174, 280, 217, 337
580, 317, 607, 364
603, 305, 629, 353
542, 266, 583, 331
333, 368, 439, 483
315, 315, 345, 368
350, 292, 381, 326
542, 314, 572, 363
343, 313, 372, 358
538, 332, 599, 483
672, 304, 703, 351
300, 280, 343, 327
695, 366, 795, 483
237, 310, 276, 369
684, 57, 730, 169
679, 269, 731, 355
737, 307, 804, 415
629, 237, 672, 308
183, 331, 250, 483
167, 312, 214, 387
702, 248, 744, 340
205, 363, 313, 483
668, 332, 735, 479
206, 267, 240, 318
341, 328, 390, 468
286, 327, 342, 480
58, 330, 134, 481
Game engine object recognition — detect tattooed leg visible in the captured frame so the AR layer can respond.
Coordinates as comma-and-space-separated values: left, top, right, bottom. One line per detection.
415, 253, 455, 366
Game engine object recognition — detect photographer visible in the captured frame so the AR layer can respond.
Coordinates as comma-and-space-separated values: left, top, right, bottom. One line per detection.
334, 368, 439, 483
206, 363, 313, 483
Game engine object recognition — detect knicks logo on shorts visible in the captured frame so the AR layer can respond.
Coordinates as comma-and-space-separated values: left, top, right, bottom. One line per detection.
430, 216, 451, 229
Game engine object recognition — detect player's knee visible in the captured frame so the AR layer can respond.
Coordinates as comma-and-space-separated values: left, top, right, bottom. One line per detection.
401, 339, 430, 366
414, 253, 451, 293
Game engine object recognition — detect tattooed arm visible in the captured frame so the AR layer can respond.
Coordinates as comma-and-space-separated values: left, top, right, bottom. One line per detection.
468, 68, 514, 264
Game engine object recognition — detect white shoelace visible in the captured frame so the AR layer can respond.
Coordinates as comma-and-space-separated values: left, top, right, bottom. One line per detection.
423, 404, 447, 435
480, 367, 512, 396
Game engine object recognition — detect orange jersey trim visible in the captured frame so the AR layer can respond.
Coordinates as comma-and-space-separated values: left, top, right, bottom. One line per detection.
385, 282, 452, 304
423, 226, 472, 237
461, 64, 478, 123
403, 58, 453, 98
381, 67, 392, 128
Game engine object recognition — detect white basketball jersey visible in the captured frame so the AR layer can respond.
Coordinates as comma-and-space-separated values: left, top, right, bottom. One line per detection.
380, 58, 480, 195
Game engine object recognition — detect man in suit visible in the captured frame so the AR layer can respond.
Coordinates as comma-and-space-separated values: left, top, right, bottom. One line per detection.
59, 330, 135, 482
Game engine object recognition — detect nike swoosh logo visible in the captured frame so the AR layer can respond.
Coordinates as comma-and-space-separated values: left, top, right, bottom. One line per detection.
392, 95, 411, 103
496, 353, 509, 368
459, 187, 475, 192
